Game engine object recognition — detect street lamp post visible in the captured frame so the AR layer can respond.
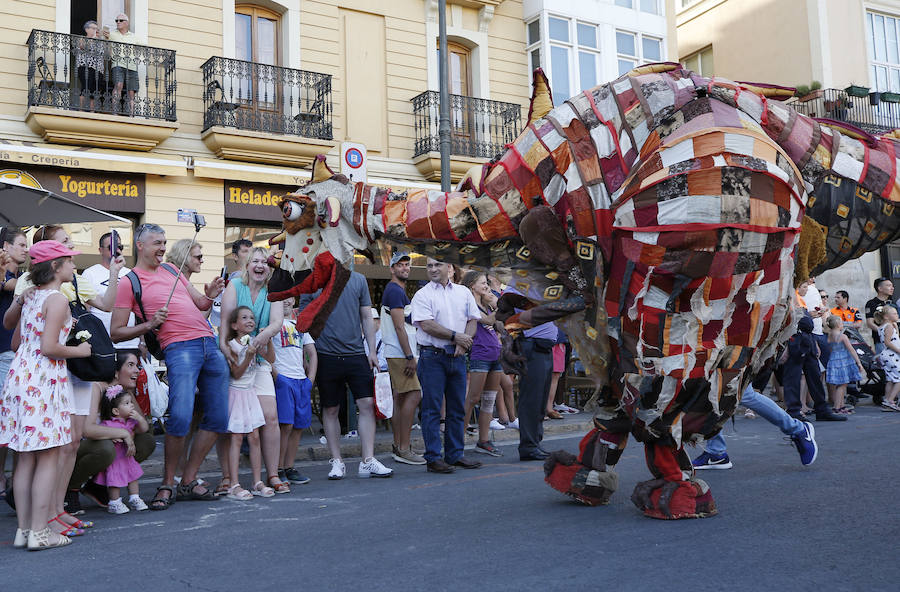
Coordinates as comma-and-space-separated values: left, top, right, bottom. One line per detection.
438, 0, 451, 192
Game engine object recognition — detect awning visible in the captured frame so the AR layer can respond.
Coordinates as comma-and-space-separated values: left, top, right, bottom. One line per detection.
0, 180, 130, 226
0, 141, 188, 176
193, 158, 310, 186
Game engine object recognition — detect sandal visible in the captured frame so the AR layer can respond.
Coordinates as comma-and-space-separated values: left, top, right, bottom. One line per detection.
214, 479, 231, 497
61, 512, 93, 529
149, 485, 176, 511
226, 484, 253, 501
267, 475, 290, 494
251, 481, 275, 498
48, 514, 84, 537
27, 527, 71, 551
176, 479, 218, 502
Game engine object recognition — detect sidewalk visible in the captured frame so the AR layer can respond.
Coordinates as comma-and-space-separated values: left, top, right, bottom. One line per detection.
139, 411, 594, 479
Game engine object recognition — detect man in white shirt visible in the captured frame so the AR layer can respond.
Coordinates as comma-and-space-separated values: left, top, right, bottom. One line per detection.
81, 230, 140, 351
411, 258, 482, 474
803, 277, 831, 368
103, 13, 143, 115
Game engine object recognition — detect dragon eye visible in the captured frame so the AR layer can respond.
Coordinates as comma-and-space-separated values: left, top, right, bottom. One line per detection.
284, 201, 304, 221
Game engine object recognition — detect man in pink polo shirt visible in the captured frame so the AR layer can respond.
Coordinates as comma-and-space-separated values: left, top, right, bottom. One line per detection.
111, 223, 226, 511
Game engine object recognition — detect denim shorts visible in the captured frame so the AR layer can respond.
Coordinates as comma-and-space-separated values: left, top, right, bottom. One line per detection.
468, 357, 502, 373
163, 336, 230, 437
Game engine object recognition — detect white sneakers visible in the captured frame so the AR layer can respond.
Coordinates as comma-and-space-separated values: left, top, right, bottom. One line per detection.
507, 418, 520, 430
329, 457, 394, 479
489, 419, 506, 430
129, 495, 148, 511
328, 458, 346, 480
358, 457, 393, 478
107, 498, 130, 515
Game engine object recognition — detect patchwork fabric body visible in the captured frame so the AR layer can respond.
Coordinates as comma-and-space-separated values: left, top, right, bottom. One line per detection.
271, 65, 900, 518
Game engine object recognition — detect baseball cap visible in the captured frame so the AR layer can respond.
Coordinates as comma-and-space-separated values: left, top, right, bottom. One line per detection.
30, 240, 81, 264
390, 252, 411, 266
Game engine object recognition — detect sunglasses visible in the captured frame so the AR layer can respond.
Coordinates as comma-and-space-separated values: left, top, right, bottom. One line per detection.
115, 18, 127, 22
193, 255, 203, 261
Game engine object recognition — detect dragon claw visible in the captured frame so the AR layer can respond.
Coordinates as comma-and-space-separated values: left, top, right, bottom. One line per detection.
631, 477, 717, 520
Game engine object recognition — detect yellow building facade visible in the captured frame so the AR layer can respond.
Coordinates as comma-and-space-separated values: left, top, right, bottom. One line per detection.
0, 0, 530, 281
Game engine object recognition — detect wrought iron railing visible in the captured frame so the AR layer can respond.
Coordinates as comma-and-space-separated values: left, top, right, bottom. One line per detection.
412, 91, 522, 159
790, 88, 900, 135
201, 56, 332, 140
26, 29, 176, 120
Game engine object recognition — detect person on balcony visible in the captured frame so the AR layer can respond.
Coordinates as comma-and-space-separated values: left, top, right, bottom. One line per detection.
103, 13, 143, 116
75, 21, 106, 112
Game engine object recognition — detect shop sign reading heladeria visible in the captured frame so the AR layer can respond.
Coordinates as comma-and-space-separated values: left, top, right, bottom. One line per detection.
224, 180, 297, 222
0, 164, 145, 214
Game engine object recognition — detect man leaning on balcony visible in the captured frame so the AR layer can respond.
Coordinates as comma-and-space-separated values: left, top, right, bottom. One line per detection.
103, 13, 144, 116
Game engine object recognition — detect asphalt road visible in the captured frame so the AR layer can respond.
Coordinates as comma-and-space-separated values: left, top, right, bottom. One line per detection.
3, 406, 899, 592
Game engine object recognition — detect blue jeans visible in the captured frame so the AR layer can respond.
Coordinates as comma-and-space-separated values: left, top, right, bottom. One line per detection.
163, 336, 230, 437
705, 384, 805, 456
417, 348, 467, 463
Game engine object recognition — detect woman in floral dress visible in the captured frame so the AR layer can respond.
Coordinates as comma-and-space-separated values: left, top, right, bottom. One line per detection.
0, 241, 91, 550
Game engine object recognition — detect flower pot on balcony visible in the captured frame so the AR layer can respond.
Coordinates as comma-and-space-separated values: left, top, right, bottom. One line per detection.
799, 89, 824, 102
845, 84, 870, 97
870, 91, 881, 106
883, 92, 900, 103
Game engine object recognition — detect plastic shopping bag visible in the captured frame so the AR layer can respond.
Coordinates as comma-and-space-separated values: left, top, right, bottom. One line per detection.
142, 357, 169, 419
374, 371, 393, 420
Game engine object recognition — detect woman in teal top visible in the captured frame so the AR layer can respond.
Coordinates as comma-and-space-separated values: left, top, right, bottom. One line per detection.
218, 247, 288, 494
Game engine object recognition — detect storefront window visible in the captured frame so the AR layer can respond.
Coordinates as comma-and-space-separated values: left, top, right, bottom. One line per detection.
27, 220, 136, 270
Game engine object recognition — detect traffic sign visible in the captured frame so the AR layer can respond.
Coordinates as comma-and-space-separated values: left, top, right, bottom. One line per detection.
340, 142, 367, 181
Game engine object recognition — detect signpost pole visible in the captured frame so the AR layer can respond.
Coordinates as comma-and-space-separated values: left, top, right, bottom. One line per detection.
438, 0, 451, 192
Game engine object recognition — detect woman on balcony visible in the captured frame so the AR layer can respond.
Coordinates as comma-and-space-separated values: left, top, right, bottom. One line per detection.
74, 21, 106, 113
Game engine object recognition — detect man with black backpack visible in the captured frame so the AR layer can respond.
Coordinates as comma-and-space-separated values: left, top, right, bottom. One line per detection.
110, 223, 225, 511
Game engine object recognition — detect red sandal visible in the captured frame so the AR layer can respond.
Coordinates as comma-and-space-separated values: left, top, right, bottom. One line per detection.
267, 475, 290, 494
62, 512, 93, 529
49, 514, 85, 537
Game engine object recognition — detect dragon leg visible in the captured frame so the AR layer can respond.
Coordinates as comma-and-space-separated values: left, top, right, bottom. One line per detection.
631, 442, 717, 520
266, 251, 350, 339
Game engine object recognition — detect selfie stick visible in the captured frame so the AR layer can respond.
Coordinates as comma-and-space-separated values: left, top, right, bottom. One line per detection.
164, 215, 205, 308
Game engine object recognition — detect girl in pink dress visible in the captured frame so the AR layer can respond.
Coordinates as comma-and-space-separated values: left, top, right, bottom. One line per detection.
0, 240, 91, 550
94, 384, 149, 514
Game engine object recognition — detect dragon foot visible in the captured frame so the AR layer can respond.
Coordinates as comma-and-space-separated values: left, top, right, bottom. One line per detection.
630, 477, 717, 520
543, 428, 619, 506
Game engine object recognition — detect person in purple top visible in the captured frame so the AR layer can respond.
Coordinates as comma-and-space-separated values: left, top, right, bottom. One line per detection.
502, 286, 558, 461
461, 271, 504, 457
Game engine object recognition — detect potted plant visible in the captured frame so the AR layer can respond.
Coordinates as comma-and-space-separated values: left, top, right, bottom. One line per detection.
845, 83, 870, 97
883, 91, 900, 103
794, 80, 823, 102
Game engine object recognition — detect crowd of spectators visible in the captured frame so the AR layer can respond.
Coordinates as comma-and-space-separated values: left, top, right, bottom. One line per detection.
1, 225, 895, 549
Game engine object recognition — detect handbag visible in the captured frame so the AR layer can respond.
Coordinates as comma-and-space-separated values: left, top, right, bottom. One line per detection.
125, 264, 178, 360
142, 356, 169, 419
65, 276, 117, 382
374, 370, 393, 420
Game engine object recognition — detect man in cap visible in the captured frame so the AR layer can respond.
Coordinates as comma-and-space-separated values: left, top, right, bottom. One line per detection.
381, 252, 425, 465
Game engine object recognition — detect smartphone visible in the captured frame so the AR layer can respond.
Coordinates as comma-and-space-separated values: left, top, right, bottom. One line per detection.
109, 231, 119, 260
193, 212, 207, 228
220, 266, 228, 280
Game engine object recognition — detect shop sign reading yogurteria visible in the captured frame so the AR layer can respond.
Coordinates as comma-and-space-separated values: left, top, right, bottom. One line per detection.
0, 164, 145, 213
224, 180, 295, 222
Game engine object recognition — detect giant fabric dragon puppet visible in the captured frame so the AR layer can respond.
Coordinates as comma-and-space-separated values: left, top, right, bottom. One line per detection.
267, 64, 900, 519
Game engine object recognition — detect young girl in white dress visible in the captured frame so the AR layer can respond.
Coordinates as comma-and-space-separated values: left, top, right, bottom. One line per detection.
224, 306, 273, 500
0, 240, 91, 550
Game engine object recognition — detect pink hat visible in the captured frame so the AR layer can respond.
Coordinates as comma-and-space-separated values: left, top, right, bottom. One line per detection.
30, 240, 81, 264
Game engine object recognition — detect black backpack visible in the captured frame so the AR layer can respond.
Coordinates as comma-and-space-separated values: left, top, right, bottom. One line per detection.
125, 263, 179, 360
65, 275, 117, 382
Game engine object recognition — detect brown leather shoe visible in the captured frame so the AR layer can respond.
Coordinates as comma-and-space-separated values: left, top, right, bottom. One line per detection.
426, 460, 455, 474
451, 456, 483, 469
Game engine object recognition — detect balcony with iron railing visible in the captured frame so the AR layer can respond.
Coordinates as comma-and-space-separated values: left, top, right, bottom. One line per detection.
25, 29, 178, 150
789, 87, 900, 135
411, 91, 521, 182
200, 56, 335, 166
